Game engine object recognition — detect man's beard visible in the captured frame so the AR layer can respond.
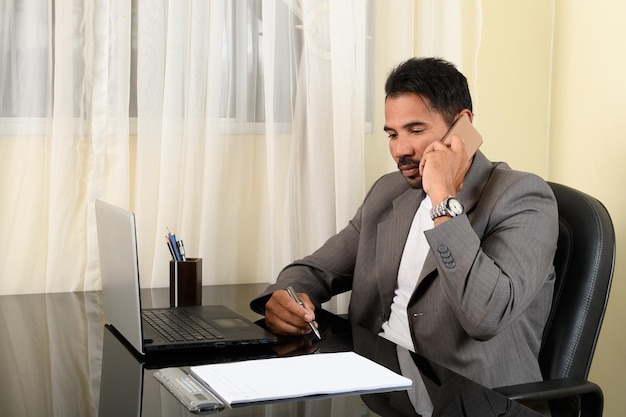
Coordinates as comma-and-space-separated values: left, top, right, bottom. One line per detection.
397, 156, 422, 189
397, 156, 419, 169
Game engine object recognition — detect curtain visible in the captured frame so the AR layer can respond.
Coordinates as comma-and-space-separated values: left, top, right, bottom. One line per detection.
0, 0, 481, 296
0, 0, 132, 294
132, 0, 370, 294
416, 0, 483, 101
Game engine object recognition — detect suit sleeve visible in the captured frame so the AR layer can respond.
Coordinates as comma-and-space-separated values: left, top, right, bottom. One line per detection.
424, 172, 558, 340
249, 173, 407, 315
249, 218, 359, 314
249, 179, 381, 314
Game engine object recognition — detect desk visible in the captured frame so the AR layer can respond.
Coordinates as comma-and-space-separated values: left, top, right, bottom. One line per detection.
0, 285, 541, 416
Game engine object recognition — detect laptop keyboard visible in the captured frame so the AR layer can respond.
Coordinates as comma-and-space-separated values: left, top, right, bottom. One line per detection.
142, 309, 225, 343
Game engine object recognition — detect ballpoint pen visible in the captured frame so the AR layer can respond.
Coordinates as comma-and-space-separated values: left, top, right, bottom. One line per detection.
166, 227, 181, 261
176, 240, 187, 261
286, 286, 322, 340
166, 237, 176, 261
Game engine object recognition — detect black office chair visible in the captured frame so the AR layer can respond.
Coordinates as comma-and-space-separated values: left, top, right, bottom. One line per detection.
494, 182, 615, 417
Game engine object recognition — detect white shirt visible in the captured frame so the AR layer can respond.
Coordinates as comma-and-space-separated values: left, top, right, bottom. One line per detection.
380, 196, 434, 351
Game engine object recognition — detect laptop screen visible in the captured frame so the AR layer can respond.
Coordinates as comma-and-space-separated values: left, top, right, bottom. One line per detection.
95, 199, 146, 354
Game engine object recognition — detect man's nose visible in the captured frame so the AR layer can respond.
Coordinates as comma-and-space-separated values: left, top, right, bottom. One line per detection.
391, 134, 417, 159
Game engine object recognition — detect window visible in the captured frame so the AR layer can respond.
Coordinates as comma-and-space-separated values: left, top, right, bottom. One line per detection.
1, 0, 374, 135
0, 0, 50, 123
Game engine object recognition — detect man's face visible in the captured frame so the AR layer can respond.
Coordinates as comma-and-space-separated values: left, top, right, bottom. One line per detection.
384, 93, 450, 188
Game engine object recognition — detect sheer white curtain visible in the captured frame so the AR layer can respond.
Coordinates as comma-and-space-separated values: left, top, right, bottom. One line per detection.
0, 0, 482, 296
0, 0, 371, 295
0, 0, 131, 294
132, 0, 369, 293
416, 0, 483, 97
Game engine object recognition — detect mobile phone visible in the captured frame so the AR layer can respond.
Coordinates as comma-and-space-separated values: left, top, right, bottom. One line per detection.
441, 116, 483, 159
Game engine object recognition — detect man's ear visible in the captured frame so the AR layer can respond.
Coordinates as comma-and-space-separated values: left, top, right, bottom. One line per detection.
459, 109, 473, 123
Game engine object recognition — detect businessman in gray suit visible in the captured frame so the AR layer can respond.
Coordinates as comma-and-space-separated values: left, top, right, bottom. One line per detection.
251, 57, 558, 391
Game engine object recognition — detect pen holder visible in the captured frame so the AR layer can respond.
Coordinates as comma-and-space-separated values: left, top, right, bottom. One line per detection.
169, 258, 202, 307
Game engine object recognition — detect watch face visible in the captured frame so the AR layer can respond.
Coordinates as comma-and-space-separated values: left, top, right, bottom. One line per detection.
448, 198, 464, 215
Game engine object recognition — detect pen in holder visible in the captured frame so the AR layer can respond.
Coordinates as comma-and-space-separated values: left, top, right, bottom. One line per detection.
169, 258, 202, 307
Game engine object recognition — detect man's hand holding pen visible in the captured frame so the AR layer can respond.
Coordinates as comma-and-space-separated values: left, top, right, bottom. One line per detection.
264, 287, 321, 339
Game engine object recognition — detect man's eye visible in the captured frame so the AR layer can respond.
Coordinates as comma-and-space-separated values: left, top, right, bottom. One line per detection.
387, 133, 397, 139
410, 129, 424, 135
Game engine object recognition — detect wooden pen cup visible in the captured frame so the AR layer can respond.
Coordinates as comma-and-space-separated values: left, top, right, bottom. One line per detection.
169, 258, 202, 307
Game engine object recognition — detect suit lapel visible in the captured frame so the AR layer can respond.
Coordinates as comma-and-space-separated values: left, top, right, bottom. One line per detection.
376, 187, 423, 311
457, 151, 494, 215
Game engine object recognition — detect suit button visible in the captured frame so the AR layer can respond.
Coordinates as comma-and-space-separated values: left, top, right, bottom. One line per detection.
445, 261, 456, 269
437, 245, 449, 253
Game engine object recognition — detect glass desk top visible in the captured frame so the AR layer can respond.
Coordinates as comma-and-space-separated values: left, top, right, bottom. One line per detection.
0, 284, 541, 417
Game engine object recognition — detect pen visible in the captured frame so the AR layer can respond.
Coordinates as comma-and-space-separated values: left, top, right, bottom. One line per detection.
166, 228, 181, 261
286, 286, 321, 340
166, 237, 176, 261
176, 240, 187, 261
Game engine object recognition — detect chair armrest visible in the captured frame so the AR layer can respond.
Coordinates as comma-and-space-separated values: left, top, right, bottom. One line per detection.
493, 378, 603, 417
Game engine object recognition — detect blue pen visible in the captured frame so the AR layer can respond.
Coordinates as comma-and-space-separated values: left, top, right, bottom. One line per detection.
167, 228, 181, 261
165, 237, 176, 261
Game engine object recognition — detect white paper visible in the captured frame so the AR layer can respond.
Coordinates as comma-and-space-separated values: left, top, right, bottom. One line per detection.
189, 351, 412, 405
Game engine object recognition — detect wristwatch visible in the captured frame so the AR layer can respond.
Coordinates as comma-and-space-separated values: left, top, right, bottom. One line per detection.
430, 196, 464, 220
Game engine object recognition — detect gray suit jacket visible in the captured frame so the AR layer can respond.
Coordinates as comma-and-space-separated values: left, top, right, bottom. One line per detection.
251, 151, 558, 388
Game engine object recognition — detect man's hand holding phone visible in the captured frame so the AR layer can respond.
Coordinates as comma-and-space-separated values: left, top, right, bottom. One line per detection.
441, 116, 483, 159
420, 115, 483, 202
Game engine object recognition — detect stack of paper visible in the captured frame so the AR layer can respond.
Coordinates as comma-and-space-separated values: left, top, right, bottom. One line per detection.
190, 351, 412, 406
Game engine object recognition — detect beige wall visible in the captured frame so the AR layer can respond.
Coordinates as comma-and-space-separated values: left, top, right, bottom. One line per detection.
480, 2, 626, 415
550, 1, 626, 416
475, 1, 554, 177
368, 1, 626, 415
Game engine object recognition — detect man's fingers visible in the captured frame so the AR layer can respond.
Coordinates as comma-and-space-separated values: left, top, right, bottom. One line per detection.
264, 290, 315, 336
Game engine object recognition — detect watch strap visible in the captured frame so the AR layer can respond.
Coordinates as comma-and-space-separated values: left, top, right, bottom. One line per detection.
430, 200, 450, 220
430, 196, 463, 220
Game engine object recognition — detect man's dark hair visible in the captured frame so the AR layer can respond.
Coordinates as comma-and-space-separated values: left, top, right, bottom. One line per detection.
384, 57, 473, 126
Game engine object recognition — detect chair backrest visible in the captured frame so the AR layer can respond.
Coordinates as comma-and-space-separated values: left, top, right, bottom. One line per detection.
539, 182, 615, 380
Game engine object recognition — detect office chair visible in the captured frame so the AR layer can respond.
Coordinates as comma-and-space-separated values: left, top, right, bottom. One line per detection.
494, 182, 615, 417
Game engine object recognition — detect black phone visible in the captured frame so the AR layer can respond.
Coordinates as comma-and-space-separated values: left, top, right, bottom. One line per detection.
441, 116, 483, 159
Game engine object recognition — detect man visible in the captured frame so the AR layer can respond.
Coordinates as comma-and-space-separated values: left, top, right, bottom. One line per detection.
251, 57, 558, 389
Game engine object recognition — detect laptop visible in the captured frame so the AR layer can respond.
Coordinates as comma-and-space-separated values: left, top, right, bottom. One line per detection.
99, 324, 278, 417
95, 199, 277, 355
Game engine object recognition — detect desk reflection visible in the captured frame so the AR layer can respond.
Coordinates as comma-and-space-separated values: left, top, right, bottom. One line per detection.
351, 325, 540, 417
98, 307, 381, 417
0, 291, 103, 417
0, 287, 542, 417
